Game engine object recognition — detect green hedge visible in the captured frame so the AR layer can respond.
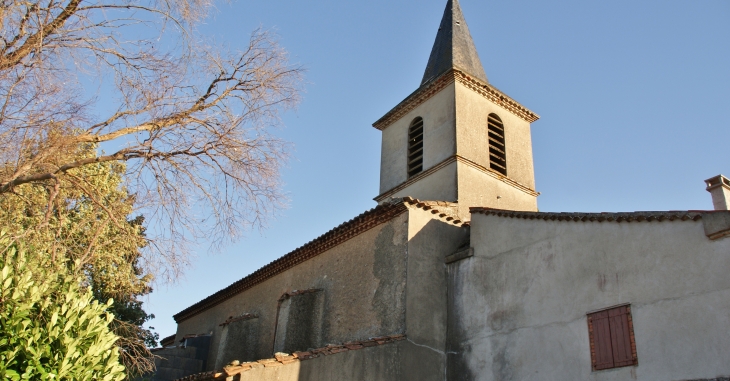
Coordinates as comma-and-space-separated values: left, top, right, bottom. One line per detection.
0, 240, 126, 380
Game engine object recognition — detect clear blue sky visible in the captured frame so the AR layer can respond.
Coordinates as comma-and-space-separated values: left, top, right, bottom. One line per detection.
144, 0, 730, 338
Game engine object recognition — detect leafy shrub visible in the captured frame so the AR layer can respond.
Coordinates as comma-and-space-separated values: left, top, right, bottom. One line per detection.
0, 240, 126, 380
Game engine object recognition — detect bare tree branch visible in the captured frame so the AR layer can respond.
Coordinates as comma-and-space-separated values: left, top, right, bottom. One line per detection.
0, 4, 303, 371
0, 2, 303, 281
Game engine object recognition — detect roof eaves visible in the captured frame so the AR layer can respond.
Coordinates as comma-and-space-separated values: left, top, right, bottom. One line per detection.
402, 196, 465, 226
469, 208, 707, 223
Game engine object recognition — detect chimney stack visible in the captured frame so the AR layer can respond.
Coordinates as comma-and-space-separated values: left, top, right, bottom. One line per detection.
705, 175, 730, 210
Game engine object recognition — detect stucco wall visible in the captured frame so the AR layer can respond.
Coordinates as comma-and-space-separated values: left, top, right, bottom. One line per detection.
379, 83, 456, 195
174, 213, 409, 370
385, 160, 458, 203
297, 339, 461, 381
455, 163, 537, 216
448, 214, 730, 381
454, 82, 536, 191
405, 209, 471, 381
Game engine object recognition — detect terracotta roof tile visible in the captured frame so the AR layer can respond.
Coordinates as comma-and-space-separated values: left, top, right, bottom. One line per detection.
470, 208, 708, 223
402, 197, 465, 226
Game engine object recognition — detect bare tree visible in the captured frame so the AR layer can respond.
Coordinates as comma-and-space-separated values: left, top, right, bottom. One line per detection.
0, 1, 303, 280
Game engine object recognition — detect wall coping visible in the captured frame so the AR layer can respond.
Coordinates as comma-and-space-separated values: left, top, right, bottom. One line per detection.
470, 208, 730, 240
470, 208, 707, 223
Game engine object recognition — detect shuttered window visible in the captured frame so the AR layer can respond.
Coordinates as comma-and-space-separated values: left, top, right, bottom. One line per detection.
408, 117, 424, 178
587, 305, 638, 371
487, 113, 507, 176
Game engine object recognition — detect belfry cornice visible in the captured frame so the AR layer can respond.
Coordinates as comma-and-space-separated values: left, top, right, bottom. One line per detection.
372, 68, 540, 130
454, 70, 540, 123
372, 71, 457, 130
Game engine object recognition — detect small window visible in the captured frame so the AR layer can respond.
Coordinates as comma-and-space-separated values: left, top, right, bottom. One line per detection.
487, 113, 506, 176
587, 305, 638, 371
408, 117, 424, 178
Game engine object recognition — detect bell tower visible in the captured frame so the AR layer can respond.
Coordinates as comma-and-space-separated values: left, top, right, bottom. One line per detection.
373, 0, 540, 219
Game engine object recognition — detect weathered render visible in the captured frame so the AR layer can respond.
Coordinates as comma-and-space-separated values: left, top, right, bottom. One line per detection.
378, 81, 458, 199
174, 207, 411, 371
159, 200, 467, 380
156, 1, 730, 380
448, 210, 730, 381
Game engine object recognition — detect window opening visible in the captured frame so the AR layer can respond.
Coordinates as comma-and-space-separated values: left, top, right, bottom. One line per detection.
408, 117, 424, 178
487, 113, 507, 176
587, 304, 638, 371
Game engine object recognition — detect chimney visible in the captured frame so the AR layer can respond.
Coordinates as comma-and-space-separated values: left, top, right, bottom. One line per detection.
705, 175, 730, 210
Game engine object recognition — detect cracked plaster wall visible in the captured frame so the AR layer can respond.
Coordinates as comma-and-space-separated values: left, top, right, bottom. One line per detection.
448, 214, 730, 381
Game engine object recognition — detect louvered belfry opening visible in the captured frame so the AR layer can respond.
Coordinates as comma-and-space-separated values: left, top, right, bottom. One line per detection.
487, 113, 507, 176
408, 117, 424, 178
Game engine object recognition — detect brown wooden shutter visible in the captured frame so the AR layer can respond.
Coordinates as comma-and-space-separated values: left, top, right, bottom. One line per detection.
590, 310, 615, 370
608, 306, 636, 367
588, 305, 638, 371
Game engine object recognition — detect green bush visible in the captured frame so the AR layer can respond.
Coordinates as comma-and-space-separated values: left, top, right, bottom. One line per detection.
0, 241, 126, 380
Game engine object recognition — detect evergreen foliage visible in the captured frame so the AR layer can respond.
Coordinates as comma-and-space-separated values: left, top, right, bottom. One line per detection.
0, 141, 158, 374
0, 238, 126, 380
0, 141, 150, 299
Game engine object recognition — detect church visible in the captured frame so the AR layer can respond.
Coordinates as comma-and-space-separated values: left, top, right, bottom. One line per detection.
151, 1, 730, 380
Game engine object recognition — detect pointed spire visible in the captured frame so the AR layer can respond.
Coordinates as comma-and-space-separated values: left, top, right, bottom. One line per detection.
421, 0, 488, 85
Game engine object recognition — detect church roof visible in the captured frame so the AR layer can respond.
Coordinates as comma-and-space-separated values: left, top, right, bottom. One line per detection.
421, 0, 488, 85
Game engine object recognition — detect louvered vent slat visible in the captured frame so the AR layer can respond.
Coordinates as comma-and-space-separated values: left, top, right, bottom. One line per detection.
487, 114, 507, 175
408, 118, 424, 178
